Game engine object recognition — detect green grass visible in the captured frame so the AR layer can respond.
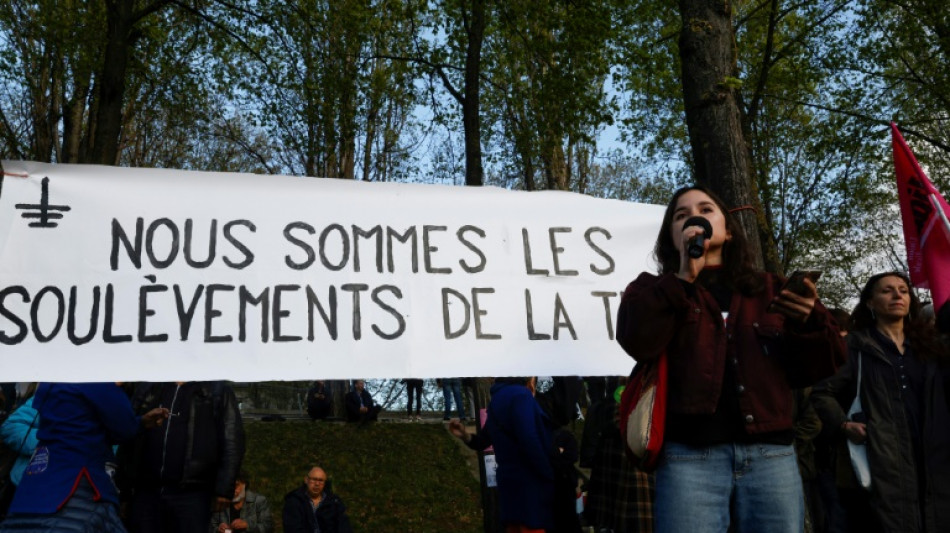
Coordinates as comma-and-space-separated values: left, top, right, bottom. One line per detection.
242, 420, 483, 532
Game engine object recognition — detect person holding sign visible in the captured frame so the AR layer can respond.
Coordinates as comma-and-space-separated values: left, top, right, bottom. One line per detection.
615, 185, 845, 533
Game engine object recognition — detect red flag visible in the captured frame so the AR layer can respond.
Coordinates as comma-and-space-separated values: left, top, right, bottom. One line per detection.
892, 122, 950, 309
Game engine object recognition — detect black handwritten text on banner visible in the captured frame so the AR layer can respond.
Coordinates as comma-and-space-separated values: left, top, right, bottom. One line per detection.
0, 161, 663, 381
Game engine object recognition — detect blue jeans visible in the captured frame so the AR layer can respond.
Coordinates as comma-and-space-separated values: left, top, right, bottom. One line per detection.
655, 441, 804, 533
441, 379, 467, 420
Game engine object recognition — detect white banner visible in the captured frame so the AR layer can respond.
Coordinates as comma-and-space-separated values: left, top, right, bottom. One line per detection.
0, 161, 664, 381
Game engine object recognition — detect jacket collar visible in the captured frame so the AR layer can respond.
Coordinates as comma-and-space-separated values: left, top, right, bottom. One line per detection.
849, 329, 893, 365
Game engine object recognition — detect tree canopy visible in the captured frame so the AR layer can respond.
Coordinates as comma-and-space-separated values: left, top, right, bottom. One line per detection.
1, 0, 946, 306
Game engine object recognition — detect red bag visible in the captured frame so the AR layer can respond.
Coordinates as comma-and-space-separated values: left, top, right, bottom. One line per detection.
618, 353, 668, 472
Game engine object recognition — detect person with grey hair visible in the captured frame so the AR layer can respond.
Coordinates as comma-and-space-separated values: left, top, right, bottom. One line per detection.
210, 471, 273, 533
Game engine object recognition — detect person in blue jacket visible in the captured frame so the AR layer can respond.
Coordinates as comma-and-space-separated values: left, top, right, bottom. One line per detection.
0, 382, 168, 533
0, 384, 39, 487
0, 383, 39, 519
449, 377, 555, 532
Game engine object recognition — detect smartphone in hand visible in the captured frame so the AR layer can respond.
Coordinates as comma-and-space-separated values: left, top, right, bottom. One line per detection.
781, 270, 822, 296
767, 270, 822, 313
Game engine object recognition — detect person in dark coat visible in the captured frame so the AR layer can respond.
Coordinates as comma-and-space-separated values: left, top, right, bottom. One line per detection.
122, 382, 246, 533
449, 377, 555, 531
535, 377, 584, 533
344, 380, 381, 423
282, 466, 352, 533
812, 272, 950, 533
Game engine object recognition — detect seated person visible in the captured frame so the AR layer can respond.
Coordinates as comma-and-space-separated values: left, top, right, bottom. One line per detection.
210, 471, 273, 533
282, 467, 352, 533
344, 380, 381, 423
306, 381, 333, 421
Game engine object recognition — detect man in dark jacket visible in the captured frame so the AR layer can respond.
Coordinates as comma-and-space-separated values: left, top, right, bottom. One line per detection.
282, 466, 352, 533
344, 380, 381, 422
122, 381, 245, 533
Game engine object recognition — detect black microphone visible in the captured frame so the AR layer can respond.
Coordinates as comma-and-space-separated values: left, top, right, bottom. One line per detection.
683, 216, 713, 259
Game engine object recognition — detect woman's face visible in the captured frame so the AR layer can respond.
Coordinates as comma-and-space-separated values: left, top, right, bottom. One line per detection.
669, 189, 731, 255
867, 275, 911, 323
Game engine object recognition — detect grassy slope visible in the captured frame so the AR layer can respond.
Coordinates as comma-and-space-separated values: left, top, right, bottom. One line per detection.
242, 420, 484, 533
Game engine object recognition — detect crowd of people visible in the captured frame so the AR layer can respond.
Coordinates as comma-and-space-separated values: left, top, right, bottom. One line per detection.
604, 185, 950, 533
0, 382, 353, 533
452, 185, 950, 533
2, 184, 949, 533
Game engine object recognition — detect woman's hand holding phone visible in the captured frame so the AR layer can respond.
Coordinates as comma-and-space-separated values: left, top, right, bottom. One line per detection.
768, 270, 821, 323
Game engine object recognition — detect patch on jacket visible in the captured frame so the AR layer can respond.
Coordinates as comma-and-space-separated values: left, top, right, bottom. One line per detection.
25, 445, 49, 475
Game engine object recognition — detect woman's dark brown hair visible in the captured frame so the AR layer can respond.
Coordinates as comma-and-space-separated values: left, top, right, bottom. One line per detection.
851, 271, 946, 361
654, 185, 762, 294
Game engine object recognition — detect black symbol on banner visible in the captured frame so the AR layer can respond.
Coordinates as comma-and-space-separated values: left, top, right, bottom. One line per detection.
14, 177, 72, 228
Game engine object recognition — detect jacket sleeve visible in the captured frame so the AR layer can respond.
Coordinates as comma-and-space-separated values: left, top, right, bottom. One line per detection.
782, 297, 847, 386
281, 495, 306, 533
85, 383, 142, 443
208, 509, 227, 533
249, 494, 274, 533
0, 399, 39, 454
464, 425, 492, 451
811, 351, 858, 437
616, 272, 692, 363
363, 390, 375, 409
344, 392, 359, 416
793, 388, 822, 442
214, 384, 246, 498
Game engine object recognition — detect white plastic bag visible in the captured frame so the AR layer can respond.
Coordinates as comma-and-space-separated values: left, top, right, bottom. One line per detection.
847, 352, 872, 490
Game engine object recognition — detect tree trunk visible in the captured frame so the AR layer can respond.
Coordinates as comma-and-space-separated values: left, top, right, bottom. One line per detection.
90, 0, 134, 165
91, 0, 172, 166
62, 76, 91, 164
523, 157, 536, 191
329, 380, 348, 419
28, 46, 56, 163
542, 137, 568, 191
678, 0, 765, 269
462, 0, 486, 187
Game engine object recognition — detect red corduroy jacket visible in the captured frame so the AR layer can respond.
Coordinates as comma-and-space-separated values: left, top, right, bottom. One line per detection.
616, 271, 845, 435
